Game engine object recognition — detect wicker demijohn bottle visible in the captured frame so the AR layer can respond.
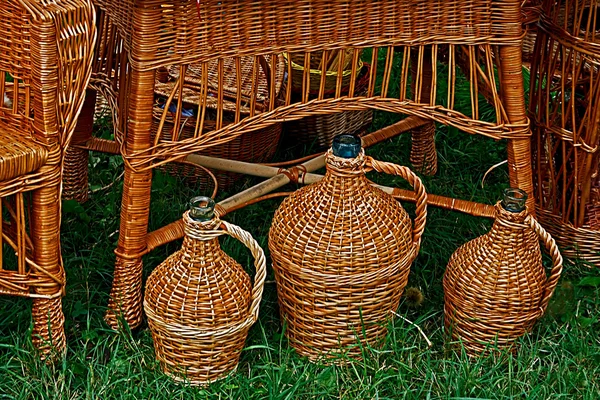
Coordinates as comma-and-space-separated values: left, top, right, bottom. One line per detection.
443, 188, 564, 356
269, 134, 428, 361
144, 197, 266, 385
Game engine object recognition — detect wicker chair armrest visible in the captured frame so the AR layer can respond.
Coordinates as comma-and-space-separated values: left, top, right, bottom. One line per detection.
18, 0, 96, 149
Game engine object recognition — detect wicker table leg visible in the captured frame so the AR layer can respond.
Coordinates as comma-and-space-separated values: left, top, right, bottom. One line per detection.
410, 47, 437, 175
63, 89, 97, 203
105, 69, 155, 330
410, 122, 437, 176
497, 46, 535, 213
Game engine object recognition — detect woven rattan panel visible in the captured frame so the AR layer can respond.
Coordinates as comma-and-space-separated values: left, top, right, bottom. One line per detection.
0, 3, 32, 81
98, 0, 523, 71
0, 126, 47, 181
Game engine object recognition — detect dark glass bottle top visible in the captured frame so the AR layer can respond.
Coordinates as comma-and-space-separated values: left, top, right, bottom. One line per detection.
501, 187, 527, 213
332, 134, 362, 159
189, 196, 215, 221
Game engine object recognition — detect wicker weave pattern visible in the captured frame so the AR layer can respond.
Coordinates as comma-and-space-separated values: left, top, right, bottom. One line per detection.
538, 208, 600, 267
91, 0, 531, 172
283, 57, 373, 150
284, 110, 372, 150
144, 212, 266, 385
98, 0, 523, 71
151, 56, 284, 190
444, 202, 563, 355
269, 149, 427, 360
530, 1, 600, 227
286, 51, 363, 95
63, 5, 129, 202
0, 131, 48, 181
97, 0, 534, 331
0, 0, 95, 359
154, 114, 282, 191
410, 122, 437, 176
155, 55, 286, 115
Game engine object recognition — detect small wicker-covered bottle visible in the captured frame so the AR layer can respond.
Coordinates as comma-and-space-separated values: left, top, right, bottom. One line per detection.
269, 134, 428, 361
443, 188, 563, 356
144, 197, 266, 385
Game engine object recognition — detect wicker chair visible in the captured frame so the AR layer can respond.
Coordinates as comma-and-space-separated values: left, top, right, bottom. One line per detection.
0, 0, 95, 358
79, 0, 533, 330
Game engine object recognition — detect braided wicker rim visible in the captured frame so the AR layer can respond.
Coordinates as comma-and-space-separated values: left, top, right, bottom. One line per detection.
365, 155, 428, 253
525, 212, 564, 312
285, 52, 366, 96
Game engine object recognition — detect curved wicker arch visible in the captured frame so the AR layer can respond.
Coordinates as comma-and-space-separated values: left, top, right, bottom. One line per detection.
125, 96, 530, 171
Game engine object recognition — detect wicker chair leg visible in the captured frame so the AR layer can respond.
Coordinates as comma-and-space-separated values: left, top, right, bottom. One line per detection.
410, 47, 437, 176
63, 89, 97, 203
32, 297, 66, 359
30, 184, 66, 359
410, 122, 437, 175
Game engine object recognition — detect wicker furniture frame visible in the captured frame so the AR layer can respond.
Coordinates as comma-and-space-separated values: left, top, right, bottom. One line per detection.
75, 0, 533, 330
528, 0, 600, 266
0, 0, 95, 358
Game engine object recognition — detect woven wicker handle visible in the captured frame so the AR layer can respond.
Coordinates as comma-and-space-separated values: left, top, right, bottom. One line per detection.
526, 215, 564, 313
365, 157, 428, 254
220, 220, 267, 324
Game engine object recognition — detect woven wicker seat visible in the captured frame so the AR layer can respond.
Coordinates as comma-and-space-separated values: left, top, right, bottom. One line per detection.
0, 128, 48, 181
0, 0, 95, 359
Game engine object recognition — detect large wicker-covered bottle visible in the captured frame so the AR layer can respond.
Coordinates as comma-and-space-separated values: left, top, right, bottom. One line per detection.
443, 188, 563, 356
144, 197, 266, 385
269, 134, 427, 361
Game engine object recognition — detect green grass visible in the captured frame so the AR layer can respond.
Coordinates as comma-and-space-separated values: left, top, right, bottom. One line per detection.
1, 55, 599, 399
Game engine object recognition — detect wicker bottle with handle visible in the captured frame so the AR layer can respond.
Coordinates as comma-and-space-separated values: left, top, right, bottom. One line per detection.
144, 197, 266, 385
443, 188, 563, 356
269, 134, 428, 361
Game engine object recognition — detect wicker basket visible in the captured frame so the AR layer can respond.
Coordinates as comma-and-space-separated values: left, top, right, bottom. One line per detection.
521, 0, 542, 64
283, 106, 372, 150
153, 55, 285, 191
268, 135, 427, 361
538, 208, 600, 268
144, 197, 266, 385
286, 50, 363, 94
444, 189, 563, 356
152, 108, 282, 191
283, 52, 373, 150
529, 0, 600, 266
